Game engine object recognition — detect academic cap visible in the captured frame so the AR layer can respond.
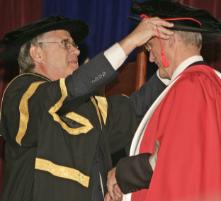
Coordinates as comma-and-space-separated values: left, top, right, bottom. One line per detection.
0, 16, 89, 68
130, 0, 221, 33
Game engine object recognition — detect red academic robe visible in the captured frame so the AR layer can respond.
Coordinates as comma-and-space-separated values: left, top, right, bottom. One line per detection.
132, 65, 221, 201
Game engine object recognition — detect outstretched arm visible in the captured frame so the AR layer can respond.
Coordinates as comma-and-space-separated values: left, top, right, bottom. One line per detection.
67, 17, 173, 99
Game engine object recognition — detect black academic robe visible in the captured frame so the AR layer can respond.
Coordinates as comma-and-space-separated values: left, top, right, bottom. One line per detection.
130, 73, 166, 122
0, 54, 137, 201
115, 73, 167, 194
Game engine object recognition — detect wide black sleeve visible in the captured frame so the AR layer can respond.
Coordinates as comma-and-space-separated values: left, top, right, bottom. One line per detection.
116, 153, 153, 194
130, 73, 166, 121
106, 95, 138, 154
66, 53, 117, 99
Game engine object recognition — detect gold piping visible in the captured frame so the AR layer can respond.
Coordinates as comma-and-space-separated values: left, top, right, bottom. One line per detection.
16, 81, 45, 145
65, 112, 93, 134
1, 73, 49, 122
94, 96, 108, 125
35, 158, 90, 187
49, 79, 93, 135
90, 97, 102, 129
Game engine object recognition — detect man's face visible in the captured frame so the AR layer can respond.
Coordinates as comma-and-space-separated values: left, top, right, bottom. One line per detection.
145, 37, 170, 78
36, 30, 80, 79
145, 38, 162, 67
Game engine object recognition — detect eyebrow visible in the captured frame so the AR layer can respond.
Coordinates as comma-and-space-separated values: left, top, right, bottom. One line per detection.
62, 38, 73, 41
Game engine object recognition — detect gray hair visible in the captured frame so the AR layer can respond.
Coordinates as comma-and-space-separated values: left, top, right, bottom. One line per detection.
176, 31, 202, 49
18, 34, 43, 73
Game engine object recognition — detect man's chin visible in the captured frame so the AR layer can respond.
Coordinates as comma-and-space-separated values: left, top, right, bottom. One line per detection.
159, 68, 170, 79
70, 63, 79, 72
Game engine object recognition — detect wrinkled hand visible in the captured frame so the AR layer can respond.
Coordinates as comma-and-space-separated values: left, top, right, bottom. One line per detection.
131, 17, 174, 46
104, 193, 112, 201
104, 192, 122, 201
104, 192, 121, 201
107, 168, 123, 201
120, 17, 174, 55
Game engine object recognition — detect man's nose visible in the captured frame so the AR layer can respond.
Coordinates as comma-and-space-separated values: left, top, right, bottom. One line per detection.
69, 45, 80, 56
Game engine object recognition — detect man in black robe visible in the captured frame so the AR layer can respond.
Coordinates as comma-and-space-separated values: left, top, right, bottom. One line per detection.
0, 16, 172, 201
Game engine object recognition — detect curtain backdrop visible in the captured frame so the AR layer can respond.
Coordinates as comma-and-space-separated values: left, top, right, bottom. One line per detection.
0, 0, 42, 38
43, 0, 134, 61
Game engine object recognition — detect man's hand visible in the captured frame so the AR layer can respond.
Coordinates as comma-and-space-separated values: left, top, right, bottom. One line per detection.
119, 17, 174, 56
104, 193, 112, 201
107, 167, 123, 201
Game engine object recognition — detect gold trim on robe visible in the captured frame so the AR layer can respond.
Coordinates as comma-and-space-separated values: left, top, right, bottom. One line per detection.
94, 96, 108, 125
35, 158, 90, 187
16, 81, 45, 145
90, 96, 108, 129
49, 79, 93, 135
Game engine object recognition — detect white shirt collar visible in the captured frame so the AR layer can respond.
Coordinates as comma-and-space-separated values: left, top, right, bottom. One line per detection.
156, 70, 171, 85
171, 55, 203, 81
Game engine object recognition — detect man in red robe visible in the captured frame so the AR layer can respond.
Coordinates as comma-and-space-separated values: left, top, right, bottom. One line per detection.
107, 1, 221, 201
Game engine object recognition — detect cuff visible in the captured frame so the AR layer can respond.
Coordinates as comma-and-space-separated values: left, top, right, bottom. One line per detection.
104, 43, 127, 70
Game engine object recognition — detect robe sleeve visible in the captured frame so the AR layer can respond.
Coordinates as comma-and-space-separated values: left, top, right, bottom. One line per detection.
116, 153, 152, 194
130, 73, 166, 122
106, 95, 138, 154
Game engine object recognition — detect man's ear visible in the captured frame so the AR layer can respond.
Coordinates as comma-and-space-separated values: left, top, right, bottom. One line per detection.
30, 45, 43, 63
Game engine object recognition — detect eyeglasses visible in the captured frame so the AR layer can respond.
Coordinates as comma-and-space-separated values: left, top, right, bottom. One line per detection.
37, 39, 79, 50
144, 43, 151, 52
